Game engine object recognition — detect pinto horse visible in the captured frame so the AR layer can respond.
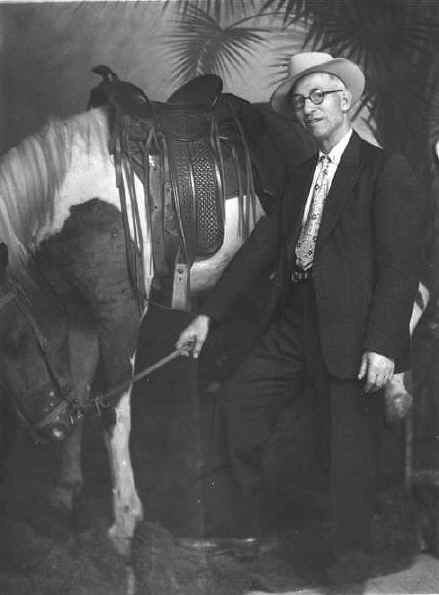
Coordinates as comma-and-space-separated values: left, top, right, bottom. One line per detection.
0, 74, 317, 556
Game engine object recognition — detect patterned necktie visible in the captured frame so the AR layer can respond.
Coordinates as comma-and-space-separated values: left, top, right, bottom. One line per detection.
295, 154, 331, 271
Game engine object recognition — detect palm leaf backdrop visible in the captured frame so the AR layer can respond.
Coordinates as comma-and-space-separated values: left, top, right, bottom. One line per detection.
162, 0, 260, 23
165, 5, 268, 86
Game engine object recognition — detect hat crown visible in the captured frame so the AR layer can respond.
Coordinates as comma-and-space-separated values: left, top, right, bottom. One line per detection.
288, 52, 335, 80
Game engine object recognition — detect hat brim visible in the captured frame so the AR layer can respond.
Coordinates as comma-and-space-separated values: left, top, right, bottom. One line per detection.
271, 58, 365, 115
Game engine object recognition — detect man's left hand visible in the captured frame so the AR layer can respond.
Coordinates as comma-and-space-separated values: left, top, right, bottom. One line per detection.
358, 351, 395, 394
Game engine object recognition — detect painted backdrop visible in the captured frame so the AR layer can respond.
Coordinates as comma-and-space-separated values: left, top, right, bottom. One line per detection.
0, 1, 380, 153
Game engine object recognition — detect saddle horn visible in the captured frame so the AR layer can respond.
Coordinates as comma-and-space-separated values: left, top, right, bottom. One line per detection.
88, 64, 153, 119
91, 65, 119, 82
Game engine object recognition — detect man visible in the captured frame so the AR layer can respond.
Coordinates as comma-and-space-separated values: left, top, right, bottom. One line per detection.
176, 52, 425, 570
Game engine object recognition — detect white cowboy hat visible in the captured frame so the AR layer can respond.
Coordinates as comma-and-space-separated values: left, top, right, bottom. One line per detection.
271, 52, 365, 114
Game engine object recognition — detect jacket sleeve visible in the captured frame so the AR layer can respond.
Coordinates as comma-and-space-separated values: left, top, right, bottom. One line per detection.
200, 209, 281, 323
363, 153, 427, 363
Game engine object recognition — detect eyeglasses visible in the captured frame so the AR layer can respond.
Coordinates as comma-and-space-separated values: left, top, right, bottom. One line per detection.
290, 88, 343, 110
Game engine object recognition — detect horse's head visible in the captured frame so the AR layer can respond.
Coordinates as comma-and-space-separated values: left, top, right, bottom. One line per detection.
0, 245, 78, 442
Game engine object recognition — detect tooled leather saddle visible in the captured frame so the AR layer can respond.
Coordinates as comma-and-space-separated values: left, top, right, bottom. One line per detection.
88, 66, 258, 311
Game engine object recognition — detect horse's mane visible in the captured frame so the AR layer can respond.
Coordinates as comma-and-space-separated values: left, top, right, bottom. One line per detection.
0, 107, 110, 278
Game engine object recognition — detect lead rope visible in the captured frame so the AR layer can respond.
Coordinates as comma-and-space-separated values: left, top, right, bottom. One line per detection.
89, 349, 183, 414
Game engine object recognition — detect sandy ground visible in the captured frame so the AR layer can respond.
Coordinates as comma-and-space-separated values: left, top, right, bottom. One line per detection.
0, 398, 422, 595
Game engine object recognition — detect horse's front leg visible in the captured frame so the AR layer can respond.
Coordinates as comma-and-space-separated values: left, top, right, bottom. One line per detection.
106, 390, 143, 557
50, 418, 85, 510
51, 323, 99, 511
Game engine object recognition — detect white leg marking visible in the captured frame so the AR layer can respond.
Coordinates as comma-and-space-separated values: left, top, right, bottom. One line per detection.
106, 390, 143, 557
126, 564, 136, 595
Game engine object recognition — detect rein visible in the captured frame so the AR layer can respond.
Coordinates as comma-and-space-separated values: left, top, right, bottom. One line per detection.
85, 349, 182, 415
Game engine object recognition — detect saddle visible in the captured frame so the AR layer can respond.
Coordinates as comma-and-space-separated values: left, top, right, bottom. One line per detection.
88, 66, 257, 311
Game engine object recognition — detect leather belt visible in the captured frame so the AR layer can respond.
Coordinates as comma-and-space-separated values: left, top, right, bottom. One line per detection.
290, 267, 312, 283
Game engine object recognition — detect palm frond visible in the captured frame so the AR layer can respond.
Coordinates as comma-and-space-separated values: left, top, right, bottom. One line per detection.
163, 0, 259, 23
166, 6, 267, 86
266, 33, 307, 89
261, 0, 342, 25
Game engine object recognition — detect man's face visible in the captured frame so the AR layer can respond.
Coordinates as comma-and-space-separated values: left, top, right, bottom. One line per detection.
292, 72, 351, 146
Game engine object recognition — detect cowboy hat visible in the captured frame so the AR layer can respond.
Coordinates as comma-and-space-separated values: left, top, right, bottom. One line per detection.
271, 52, 365, 114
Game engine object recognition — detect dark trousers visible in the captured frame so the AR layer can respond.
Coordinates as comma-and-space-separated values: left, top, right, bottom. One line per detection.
204, 280, 384, 554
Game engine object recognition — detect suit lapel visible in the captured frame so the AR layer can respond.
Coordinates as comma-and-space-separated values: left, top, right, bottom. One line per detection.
316, 132, 362, 250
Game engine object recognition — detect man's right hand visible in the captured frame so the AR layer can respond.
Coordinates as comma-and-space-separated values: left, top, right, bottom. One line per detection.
175, 314, 211, 358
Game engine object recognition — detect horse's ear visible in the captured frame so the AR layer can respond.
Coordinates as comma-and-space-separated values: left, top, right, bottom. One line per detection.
0, 242, 8, 283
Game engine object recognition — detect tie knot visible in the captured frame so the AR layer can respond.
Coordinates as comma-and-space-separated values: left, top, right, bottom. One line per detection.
320, 154, 331, 165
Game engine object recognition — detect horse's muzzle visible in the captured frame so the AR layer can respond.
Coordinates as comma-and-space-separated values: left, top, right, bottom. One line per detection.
12, 381, 83, 444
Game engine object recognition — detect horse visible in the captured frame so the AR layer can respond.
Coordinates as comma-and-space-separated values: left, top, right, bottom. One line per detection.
0, 240, 100, 507
0, 70, 428, 561
0, 72, 317, 557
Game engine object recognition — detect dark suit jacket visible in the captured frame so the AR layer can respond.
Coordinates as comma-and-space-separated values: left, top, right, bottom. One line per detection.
201, 132, 426, 378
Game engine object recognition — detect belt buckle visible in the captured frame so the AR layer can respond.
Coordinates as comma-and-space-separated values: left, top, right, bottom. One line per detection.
291, 267, 310, 283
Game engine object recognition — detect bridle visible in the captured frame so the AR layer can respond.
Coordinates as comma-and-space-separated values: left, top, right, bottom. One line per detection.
0, 280, 80, 444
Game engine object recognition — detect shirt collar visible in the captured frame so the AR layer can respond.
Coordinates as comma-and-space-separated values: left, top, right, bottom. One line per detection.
318, 128, 353, 166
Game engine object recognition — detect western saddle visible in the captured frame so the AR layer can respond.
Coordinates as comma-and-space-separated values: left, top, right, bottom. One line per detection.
88, 66, 257, 311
